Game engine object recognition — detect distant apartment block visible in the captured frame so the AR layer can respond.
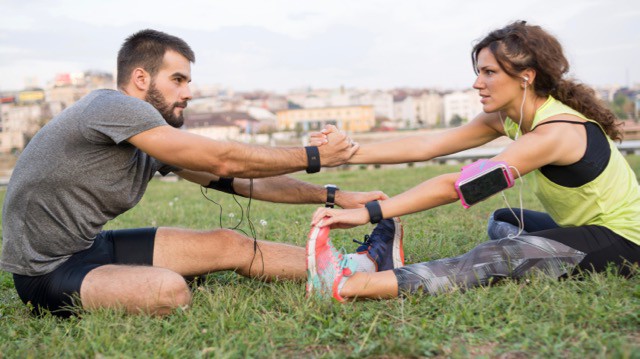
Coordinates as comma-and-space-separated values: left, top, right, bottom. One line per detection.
416, 92, 444, 127
393, 95, 416, 128
443, 90, 483, 126
393, 91, 443, 128
353, 91, 394, 121
182, 112, 245, 140
286, 88, 394, 124
276, 105, 375, 132
0, 102, 48, 153
47, 71, 114, 109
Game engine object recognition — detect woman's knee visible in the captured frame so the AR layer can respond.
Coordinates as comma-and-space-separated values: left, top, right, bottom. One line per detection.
487, 211, 523, 240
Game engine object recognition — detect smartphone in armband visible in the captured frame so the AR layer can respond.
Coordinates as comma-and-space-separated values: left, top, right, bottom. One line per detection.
454, 160, 515, 208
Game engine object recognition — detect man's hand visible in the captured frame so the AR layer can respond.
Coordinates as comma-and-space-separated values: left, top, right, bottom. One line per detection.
335, 190, 388, 209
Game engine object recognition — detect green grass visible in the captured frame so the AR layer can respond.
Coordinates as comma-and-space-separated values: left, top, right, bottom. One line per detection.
1, 158, 639, 358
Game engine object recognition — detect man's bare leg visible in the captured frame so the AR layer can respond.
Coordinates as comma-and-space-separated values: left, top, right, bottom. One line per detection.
79, 227, 305, 315
80, 265, 191, 315
153, 227, 306, 280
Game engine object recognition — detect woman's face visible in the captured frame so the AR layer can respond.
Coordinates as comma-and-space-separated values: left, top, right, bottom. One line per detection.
472, 47, 523, 114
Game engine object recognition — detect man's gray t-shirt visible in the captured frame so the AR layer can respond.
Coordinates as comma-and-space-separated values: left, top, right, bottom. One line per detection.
1, 89, 176, 276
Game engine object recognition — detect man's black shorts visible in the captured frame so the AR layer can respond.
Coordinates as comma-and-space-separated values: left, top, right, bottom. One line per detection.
12, 227, 157, 318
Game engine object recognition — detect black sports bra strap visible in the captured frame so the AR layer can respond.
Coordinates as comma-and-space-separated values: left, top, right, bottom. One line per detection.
535, 120, 586, 127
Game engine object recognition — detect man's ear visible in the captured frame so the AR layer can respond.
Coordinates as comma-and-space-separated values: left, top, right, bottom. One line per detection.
131, 68, 151, 91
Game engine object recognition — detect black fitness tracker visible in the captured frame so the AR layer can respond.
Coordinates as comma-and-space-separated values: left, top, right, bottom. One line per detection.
324, 184, 339, 208
205, 177, 236, 195
365, 200, 383, 224
305, 146, 321, 173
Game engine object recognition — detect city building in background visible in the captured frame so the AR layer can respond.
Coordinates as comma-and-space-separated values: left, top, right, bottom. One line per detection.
0, 67, 637, 155
443, 89, 484, 127
276, 105, 375, 133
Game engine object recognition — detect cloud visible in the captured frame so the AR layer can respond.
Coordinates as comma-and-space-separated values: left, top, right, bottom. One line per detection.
0, 0, 638, 91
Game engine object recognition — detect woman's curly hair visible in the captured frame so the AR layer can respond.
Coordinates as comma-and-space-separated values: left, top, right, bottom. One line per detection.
472, 21, 622, 141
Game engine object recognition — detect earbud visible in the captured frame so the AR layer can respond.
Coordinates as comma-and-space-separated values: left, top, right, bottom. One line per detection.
522, 76, 529, 82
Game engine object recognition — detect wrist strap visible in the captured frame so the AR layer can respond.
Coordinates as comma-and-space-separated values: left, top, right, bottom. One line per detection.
365, 200, 383, 224
325, 186, 338, 208
305, 146, 321, 174
205, 177, 236, 195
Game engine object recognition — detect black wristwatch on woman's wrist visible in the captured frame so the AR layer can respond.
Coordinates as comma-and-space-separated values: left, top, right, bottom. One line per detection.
324, 184, 339, 208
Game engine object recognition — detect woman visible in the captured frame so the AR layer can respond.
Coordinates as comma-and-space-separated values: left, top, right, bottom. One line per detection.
306, 21, 640, 301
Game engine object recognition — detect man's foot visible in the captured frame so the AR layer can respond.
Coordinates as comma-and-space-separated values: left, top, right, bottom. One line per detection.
353, 217, 404, 271
306, 222, 354, 302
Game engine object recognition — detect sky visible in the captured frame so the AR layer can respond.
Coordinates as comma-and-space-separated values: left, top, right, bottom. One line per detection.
1, 0, 639, 93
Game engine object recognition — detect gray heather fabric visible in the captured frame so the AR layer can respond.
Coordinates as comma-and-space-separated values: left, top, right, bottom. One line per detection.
1, 89, 177, 276
487, 216, 526, 240
394, 235, 585, 295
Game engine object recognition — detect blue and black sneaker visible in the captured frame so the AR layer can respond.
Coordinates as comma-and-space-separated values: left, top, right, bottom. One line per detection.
353, 217, 404, 271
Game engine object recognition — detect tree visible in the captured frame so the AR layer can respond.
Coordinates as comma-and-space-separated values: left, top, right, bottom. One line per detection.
611, 92, 635, 120
449, 114, 465, 127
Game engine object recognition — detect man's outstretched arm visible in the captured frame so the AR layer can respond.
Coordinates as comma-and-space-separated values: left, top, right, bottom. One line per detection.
128, 125, 357, 178
176, 169, 386, 209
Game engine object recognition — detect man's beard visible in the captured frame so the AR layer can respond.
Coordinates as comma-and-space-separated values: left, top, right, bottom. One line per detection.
145, 82, 187, 128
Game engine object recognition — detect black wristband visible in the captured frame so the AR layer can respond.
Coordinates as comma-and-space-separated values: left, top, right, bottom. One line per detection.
205, 177, 236, 195
305, 146, 321, 174
324, 184, 339, 208
365, 200, 383, 224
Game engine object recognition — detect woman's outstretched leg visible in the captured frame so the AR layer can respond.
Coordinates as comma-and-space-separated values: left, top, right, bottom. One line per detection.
307, 232, 585, 301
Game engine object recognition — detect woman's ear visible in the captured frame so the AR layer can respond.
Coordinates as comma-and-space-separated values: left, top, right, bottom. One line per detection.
520, 69, 536, 87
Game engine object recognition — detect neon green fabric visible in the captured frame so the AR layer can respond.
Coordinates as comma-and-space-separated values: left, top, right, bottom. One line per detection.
502, 96, 640, 245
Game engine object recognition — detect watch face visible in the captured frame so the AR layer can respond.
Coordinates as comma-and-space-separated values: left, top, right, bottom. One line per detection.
324, 184, 338, 189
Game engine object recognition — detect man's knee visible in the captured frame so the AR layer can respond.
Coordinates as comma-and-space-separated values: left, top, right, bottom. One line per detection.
81, 265, 193, 315
155, 269, 191, 312
208, 228, 254, 249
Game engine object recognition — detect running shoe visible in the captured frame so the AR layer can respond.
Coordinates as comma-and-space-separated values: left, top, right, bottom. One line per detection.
353, 217, 404, 271
306, 221, 354, 302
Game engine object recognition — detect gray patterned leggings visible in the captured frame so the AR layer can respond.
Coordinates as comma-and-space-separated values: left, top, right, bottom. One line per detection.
394, 235, 586, 295
394, 209, 640, 296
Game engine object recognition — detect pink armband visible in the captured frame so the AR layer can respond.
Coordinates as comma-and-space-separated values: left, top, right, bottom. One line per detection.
454, 159, 515, 208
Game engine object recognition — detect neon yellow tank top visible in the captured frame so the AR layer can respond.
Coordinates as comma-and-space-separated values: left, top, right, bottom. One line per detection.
503, 96, 640, 245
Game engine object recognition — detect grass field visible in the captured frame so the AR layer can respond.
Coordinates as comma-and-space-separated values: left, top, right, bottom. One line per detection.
1, 158, 639, 358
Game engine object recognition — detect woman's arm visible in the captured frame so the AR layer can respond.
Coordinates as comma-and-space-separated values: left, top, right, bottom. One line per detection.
313, 112, 504, 164
311, 114, 583, 228
311, 173, 460, 228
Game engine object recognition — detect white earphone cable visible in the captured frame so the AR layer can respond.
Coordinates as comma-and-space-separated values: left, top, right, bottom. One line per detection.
500, 165, 525, 238
514, 80, 527, 140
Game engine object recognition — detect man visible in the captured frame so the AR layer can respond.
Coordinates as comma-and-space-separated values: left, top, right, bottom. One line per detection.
0, 29, 396, 317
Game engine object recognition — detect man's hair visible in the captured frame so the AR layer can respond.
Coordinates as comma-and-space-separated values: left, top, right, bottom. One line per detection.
117, 29, 195, 89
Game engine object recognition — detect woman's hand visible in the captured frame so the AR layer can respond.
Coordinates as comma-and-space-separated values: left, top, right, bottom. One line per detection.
311, 206, 370, 229
308, 125, 358, 148
308, 130, 328, 146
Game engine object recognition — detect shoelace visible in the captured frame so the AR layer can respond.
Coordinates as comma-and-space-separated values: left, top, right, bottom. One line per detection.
352, 234, 371, 248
